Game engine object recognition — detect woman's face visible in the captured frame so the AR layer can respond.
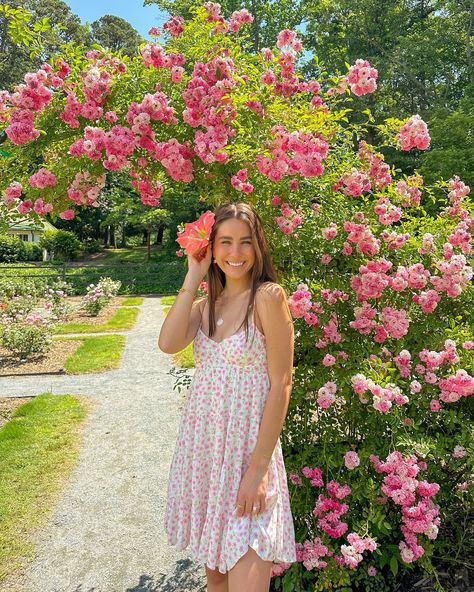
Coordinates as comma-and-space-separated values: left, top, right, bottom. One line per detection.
213, 218, 256, 277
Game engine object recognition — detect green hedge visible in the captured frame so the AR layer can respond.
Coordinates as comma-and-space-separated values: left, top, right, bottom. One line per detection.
0, 235, 42, 262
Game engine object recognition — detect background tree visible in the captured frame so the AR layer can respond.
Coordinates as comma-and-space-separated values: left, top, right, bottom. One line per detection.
91, 15, 143, 56
0, 0, 90, 89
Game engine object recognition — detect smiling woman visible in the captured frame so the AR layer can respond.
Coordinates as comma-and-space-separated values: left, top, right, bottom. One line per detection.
159, 202, 296, 591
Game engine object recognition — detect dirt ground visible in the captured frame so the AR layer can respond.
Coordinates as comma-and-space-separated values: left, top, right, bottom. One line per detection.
0, 340, 82, 376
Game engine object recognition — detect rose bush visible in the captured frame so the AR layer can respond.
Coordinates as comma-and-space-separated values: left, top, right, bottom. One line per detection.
0, 3, 472, 589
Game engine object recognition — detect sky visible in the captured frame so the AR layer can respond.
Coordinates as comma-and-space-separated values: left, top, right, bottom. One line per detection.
64, 0, 169, 39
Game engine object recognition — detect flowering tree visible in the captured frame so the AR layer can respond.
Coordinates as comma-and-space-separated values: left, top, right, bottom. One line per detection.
0, 3, 473, 589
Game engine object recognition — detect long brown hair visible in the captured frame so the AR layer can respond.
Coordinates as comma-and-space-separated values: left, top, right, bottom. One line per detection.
206, 201, 279, 339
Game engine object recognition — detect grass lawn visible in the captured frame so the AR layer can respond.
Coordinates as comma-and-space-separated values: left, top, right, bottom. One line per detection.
61, 335, 126, 373
54, 307, 139, 335
121, 297, 144, 306
0, 393, 91, 584
160, 296, 196, 369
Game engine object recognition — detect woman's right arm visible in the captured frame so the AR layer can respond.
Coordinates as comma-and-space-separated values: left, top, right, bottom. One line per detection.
158, 245, 212, 354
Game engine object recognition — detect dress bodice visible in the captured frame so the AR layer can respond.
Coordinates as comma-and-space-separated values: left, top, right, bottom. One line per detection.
193, 321, 268, 370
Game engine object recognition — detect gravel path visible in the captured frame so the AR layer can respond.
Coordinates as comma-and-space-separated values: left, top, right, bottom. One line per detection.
0, 296, 206, 592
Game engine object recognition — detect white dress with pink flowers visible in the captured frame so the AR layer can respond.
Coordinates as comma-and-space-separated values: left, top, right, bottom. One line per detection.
164, 313, 297, 574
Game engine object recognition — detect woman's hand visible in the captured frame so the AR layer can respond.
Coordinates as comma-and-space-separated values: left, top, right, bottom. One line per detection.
186, 243, 212, 284
235, 466, 269, 518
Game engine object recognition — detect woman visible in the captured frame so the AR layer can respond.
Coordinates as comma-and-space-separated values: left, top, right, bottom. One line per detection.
159, 202, 296, 591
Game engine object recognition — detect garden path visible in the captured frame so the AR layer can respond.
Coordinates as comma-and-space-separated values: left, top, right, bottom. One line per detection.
0, 296, 206, 592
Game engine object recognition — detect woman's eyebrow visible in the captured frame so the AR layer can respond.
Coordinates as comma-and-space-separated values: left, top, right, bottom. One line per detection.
219, 235, 252, 240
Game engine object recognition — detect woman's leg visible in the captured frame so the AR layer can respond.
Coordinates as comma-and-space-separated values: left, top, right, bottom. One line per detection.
205, 565, 228, 592
227, 547, 273, 592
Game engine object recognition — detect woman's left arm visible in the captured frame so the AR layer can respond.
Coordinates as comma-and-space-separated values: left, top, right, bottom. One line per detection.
249, 282, 294, 473
234, 283, 294, 518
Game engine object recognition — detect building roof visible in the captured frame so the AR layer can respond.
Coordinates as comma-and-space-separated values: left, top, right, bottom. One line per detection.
8, 218, 58, 232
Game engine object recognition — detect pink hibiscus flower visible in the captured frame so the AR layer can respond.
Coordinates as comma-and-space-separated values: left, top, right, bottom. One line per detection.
176, 210, 215, 260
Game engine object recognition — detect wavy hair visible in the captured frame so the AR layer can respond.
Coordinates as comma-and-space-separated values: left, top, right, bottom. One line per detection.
206, 201, 279, 339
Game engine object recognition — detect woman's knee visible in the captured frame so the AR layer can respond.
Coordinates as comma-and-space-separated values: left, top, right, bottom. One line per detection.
205, 565, 228, 585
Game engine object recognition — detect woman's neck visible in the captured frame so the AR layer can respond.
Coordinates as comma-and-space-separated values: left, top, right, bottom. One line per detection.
221, 275, 252, 298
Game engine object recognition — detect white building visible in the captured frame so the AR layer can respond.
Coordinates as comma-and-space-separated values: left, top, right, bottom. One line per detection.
7, 218, 58, 260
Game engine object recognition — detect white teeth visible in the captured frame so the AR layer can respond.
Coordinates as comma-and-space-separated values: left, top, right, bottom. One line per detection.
226, 261, 244, 267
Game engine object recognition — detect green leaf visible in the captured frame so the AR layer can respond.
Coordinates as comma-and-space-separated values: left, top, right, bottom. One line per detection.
390, 556, 399, 576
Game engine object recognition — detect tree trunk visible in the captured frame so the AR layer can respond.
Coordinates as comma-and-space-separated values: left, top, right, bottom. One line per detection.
120, 223, 127, 248
156, 225, 164, 245
110, 225, 116, 248
466, 0, 474, 85
104, 225, 110, 247
146, 227, 151, 260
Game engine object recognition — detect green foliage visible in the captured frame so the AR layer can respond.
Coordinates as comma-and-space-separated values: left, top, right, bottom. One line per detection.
1, 322, 52, 359
40, 230, 81, 261
0, 234, 26, 262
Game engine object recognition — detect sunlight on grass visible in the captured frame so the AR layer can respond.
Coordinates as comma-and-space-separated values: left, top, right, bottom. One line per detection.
54, 308, 139, 335
62, 335, 126, 373
0, 393, 91, 584
121, 297, 144, 306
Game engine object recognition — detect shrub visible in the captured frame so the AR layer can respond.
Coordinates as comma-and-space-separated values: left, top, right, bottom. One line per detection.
81, 237, 103, 254
0, 235, 26, 262
82, 277, 121, 316
1, 313, 53, 360
40, 230, 81, 261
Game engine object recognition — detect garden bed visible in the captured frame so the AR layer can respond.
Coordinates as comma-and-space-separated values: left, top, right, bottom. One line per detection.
0, 339, 82, 376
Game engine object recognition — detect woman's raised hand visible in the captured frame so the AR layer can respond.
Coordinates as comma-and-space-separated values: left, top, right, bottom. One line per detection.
187, 244, 213, 283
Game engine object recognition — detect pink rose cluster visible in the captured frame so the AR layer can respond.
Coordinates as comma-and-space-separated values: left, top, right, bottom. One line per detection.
4, 61, 68, 145
163, 15, 185, 37
395, 175, 423, 208
61, 55, 126, 128
370, 452, 440, 563
446, 175, 470, 217
140, 41, 186, 72
67, 171, 106, 207
351, 374, 409, 413
130, 174, 164, 206
438, 369, 474, 403
447, 218, 472, 255
381, 229, 410, 250
343, 219, 381, 257
313, 480, 352, 539
344, 451, 360, 470
397, 115, 430, 151
317, 381, 338, 408
2, 181, 22, 207
28, 168, 57, 189
373, 197, 402, 225
431, 254, 473, 298
182, 55, 237, 164
288, 283, 313, 318
328, 60, 377, 98
350, 302, 409, 342
231, 168, 253, 193
274, 202, 303, 234
337, 532, 377, 569
295, 537, 329, 570
256, 126, 329, 181
228, 9, 254, 33
334, 168, 371, 197
347, 59, 378, 96
357, 141, 391, 189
